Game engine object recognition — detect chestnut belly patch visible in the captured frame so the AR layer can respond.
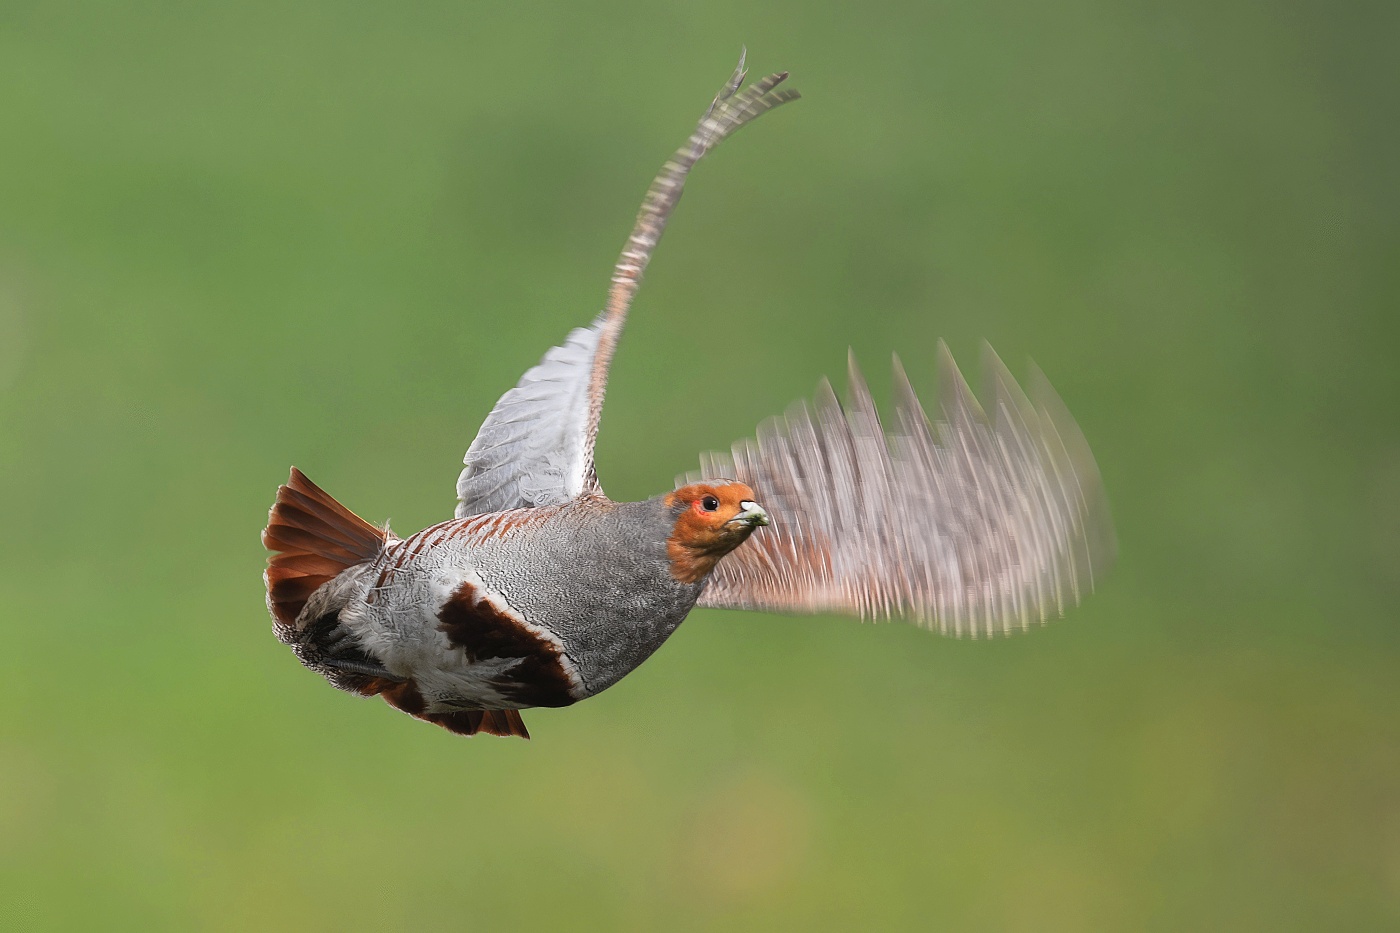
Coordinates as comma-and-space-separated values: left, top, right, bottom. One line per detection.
437, 580, 578, 708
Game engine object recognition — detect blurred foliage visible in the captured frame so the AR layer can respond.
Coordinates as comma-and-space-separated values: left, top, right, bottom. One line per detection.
1, 0, 1397, 930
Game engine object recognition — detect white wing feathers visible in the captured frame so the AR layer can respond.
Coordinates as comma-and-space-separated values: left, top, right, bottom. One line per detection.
455, 317, 610, 516
455, 53, 798, 518
686, 344, 1116, 637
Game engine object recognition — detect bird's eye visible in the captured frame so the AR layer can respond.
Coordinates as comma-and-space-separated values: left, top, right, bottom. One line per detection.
700, 495, 720, 512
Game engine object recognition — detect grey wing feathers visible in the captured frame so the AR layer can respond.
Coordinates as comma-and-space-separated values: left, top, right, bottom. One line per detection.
456, 53, 798, 518
686, 344, 1115, 637
455, 317, 608, 516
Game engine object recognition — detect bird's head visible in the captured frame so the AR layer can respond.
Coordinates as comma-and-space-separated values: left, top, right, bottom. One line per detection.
662, 481, 769, 584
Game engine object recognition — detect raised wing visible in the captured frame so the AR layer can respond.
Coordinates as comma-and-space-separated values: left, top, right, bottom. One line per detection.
456, 53, 799, 517
686, 344, 1115, 637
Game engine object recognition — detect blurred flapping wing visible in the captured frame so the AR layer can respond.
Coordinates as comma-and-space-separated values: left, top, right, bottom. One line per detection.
688, 344, 1115, 636
456, 52, 799, 517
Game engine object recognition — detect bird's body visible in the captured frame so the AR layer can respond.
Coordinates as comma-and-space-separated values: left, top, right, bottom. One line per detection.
269, 480, 763, 736
263, 55, 1115, 738
360, 497, 700, 707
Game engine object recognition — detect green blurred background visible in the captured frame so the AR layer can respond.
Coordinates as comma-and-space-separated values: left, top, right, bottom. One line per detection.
1, 1, 1396, 929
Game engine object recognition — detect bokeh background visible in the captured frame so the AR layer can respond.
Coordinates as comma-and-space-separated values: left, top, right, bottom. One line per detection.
2, 1, 1396, 929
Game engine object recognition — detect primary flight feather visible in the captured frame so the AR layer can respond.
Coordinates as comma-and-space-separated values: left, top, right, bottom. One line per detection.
262, 53, 1114, 738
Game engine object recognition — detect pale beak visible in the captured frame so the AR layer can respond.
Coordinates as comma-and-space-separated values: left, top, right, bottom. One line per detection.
728, 500, 770, 528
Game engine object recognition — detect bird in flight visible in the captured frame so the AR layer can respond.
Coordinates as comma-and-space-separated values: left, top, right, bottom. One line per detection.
262, 53, 1115, 739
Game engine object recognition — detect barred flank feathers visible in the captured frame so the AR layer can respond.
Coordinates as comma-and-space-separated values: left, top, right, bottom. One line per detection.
263, 468, 387, 628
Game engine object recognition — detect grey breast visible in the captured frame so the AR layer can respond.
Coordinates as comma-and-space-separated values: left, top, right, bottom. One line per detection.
466, 497, 703, 697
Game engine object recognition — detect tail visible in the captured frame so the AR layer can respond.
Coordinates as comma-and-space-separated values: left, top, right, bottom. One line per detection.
426, 707, 532, 739
262, 468, 387, 628
263, 469, 527, 739
378, 682, 532, 739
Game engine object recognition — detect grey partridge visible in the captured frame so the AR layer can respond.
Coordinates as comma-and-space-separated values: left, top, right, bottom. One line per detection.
262, 55, 1114, 738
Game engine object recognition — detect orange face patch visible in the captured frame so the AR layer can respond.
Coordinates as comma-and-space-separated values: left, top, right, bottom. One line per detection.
664, 481, 766, 583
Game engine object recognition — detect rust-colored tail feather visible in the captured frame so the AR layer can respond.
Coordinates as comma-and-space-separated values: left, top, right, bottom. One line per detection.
263, 468, 386, 628
378, 681, 531, 739
429, 708, 531, 739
